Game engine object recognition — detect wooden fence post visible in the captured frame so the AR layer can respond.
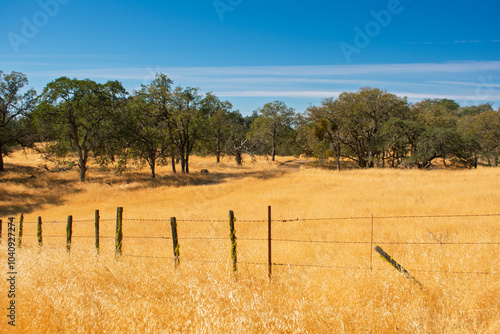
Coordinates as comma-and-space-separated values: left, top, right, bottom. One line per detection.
170, 217, 180, 268
115, 207, 123, 257
95, 210, 100, 255
0, 219, 2, 244
17, 214, 23, 248
268, 205, 272, 280
66, 215, 73, 253
37, 216, 43, 247
229, 210, 237, 276
374, 245, 423, 289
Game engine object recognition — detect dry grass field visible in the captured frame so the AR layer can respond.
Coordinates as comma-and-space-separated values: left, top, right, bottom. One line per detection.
1, 148, 499, 333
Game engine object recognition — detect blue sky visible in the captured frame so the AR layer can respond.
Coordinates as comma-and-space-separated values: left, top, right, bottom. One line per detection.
1, 0, 499, 115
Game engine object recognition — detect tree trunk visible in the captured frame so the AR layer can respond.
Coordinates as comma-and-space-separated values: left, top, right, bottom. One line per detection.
78, 150, 88, 182
79, 160, 87, 182
358, 154, 367, 168
148, 149, 156, 179
171, 152, 176, 173
180, 155, 186, 173
149, 151, 156, 179
367, 151, 374, 168
335, 132, 341, 172
235, 151, 242, 165
0, 142, 4, 172
72, 121, 87, 182
216, 130, 221, 163
150, 163, 156, 178
185, 154, 190, 173
271, 129, 276, 162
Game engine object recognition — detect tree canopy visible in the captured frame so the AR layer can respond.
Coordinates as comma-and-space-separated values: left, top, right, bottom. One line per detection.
0, 71, 37, 171
2, 71, 499, 180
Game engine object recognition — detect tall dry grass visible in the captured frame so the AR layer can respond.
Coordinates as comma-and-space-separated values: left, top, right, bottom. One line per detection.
0, 149, 499, 333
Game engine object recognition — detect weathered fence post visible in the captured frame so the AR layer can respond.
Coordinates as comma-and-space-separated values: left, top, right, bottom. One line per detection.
17, 214, 23, 248
95, 210, 100, 255
268, 205, 272, 280
170, 217, 180, 268
37, 216, 43, 247
374, 245, 423, 289
66, 215, 73, 253
0, 219, 2, 244
115, 207, 123, 257
229, 210, 237, 276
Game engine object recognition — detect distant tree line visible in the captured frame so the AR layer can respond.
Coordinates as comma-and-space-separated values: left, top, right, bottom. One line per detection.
1, 71, 499, 181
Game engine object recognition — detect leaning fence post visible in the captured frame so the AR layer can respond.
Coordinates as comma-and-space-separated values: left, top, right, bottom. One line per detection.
229, 210, 237, 276
95, 210, 100, 255
17, 214, 24, 248
37, 216, 43, 247
170, 217, 180, 268
66, 215, 73, 253
374, 245, 423, 289
115, 207, 123, 257
268, 205, 272, 280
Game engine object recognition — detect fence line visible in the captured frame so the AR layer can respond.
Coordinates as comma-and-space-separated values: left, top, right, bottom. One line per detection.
18, 213, 500, 225
1, 209, 499, 279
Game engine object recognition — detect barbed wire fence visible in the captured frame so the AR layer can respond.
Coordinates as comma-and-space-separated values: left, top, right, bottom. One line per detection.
1, 209, 499, 280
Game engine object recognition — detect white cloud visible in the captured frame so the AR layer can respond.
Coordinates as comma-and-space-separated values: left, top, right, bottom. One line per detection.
24, 61, 500, 80
432, 81, 500, 88
12, 60, 499, 111
214, 90, 344, 98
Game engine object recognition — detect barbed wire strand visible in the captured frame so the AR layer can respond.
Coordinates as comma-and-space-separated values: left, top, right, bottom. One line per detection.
8, 235, 500, 246
5, 212, 500, 226
271, 239, 500, 246
275, 213, 500, 222
9, 244, 498, 275
123, 236, 170, 240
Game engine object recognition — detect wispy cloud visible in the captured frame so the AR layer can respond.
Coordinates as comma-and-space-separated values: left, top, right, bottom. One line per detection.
24, 61, 500, 79
432, 80, 500, 88
12, 60, 500, 112
396, 92, 500, 102
214, 90, 345, 98
406, 39, 498, 45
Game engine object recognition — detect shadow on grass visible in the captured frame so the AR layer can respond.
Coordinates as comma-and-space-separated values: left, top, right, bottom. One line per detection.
0, 163, 291, 217
85, 168, 289, 192
0, 163, 81, 217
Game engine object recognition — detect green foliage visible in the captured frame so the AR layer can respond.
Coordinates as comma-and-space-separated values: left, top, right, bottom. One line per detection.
0, 71, 37, 171
412, 98, 460, 128
458, 110, 500, 166
121, 79, 174, 178
198, 92, 239, 162
380, 118, 423, 167
36, 77, 127, 181
7, 70, 499, 172
307, 88, 411, 168
306, 89, 498, 169
247, 101, 297, 160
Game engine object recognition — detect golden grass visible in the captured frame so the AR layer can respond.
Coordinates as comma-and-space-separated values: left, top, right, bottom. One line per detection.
1, 148, 499, 333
